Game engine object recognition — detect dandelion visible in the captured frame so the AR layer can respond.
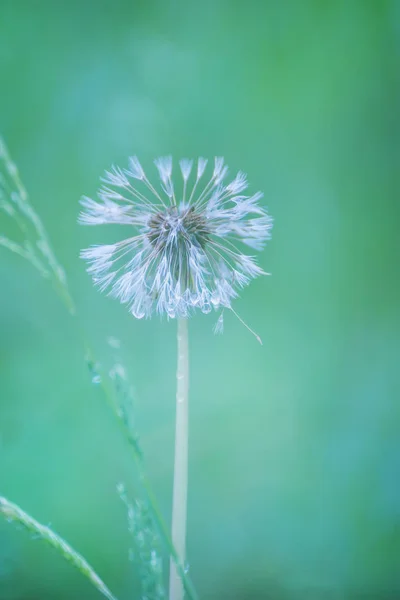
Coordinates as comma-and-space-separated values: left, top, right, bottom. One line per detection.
79, 155, 272, 600
79, 156, 272, 321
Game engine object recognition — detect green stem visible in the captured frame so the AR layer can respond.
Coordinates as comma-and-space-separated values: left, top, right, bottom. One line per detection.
169, 318, 189, 600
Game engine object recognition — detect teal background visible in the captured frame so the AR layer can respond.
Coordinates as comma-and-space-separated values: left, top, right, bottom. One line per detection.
1, 1, 400, 598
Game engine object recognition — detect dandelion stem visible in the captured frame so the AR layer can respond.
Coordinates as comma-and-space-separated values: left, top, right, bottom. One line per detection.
169, 318, 189, 600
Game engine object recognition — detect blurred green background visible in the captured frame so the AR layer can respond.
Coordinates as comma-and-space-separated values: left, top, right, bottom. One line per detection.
1, 1, 399, 598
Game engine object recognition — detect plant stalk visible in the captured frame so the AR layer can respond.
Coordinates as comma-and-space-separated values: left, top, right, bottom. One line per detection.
169, 317, 189, 600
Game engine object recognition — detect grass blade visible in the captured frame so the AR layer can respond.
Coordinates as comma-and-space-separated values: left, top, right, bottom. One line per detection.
0, 496, 118, 600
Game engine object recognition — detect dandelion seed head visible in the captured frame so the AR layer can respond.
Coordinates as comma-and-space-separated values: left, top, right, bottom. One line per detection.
79, 156, 272, 319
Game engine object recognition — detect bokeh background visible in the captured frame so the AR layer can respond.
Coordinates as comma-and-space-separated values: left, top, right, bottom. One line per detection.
1, 1, 399, 598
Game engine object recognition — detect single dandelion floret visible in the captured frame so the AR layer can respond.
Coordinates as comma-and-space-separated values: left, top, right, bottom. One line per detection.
79, 156, 272, 320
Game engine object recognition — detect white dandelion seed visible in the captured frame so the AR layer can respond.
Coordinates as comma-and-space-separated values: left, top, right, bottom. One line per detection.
213, 312, 224, 335
79, 156, 273, 321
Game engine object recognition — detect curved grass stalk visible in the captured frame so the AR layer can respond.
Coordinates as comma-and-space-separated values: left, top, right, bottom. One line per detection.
0, 496, 118, 600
